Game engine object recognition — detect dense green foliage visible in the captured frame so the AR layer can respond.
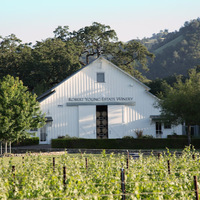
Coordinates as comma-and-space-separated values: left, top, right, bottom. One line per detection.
51, 138, 200, 149
0, 75, 45, 144
0, 34, 81, 95
0, 22, 154, 95
167, 135, 187, 139
156, 68, 200, 144
141, 18, 200, 79
0, 147, 199, 199
32, 38, 81, 94
1, 19, 200, 94
12, 137, 39, 146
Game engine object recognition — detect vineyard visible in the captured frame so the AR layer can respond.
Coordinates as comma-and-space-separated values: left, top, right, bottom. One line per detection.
0, 147, 199, 199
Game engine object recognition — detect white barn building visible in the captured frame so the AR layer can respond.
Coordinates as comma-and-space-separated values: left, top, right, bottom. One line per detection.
36, 57, 182, 144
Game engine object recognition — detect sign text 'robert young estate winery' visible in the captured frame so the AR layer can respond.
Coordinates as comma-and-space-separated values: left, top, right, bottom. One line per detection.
68, 97, 134, 102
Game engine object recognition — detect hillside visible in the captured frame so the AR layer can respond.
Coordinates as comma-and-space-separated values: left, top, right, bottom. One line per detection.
153, 35, 184, 54
139, 18, 200, 79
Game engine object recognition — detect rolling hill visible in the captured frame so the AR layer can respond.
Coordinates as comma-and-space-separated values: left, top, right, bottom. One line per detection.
138, 18, 200, 80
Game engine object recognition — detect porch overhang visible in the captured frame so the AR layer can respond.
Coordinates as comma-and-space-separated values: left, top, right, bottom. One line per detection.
150, 115, 162, 122
45, 116, 53, 122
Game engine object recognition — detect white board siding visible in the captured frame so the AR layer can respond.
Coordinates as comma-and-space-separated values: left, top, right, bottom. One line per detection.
38, 57, 182, 143
37, 106, 78, 144
51, 59, 144, 102
108, 105, 124, 138
124, 105, 154, 137
79, 106, 96, 138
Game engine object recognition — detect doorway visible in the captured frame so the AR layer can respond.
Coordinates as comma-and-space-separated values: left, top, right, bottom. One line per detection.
96, 105, 108, 139
156, 122, 163, 138
40, 124, 48, 144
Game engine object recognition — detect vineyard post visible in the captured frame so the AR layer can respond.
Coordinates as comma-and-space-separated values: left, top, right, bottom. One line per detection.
53, 157, 55, 172
193, 154, 195, 160
85, 158, 88, 169
126, 151, 129, 169
12, 165, 15, 192
12, 165, 15, 178
121, 168, 126, 200
194, 176, 199, 200
158, 153, 161, 159
22, 157, 24, 164
63, 166, 66, 190
167, 160, 171, 174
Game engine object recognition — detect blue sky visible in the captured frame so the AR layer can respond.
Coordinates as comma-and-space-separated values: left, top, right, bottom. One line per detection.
1, 0, 200, 44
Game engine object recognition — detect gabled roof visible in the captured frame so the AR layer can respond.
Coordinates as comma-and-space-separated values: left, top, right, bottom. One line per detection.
100, 57, 150, 90
37, 56, 157, 102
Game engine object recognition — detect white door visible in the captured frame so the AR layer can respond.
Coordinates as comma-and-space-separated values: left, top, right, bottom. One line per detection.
40, 124, 48, 144
108, 105, 124, 138
79, 106, 96, 138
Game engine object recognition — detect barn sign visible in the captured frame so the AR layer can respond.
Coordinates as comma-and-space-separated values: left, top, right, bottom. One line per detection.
68, 97, 134, 102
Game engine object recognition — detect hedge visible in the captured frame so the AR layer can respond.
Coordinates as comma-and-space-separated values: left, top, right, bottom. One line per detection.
167, 135, 187, 139
12, 137, 39, 146
51, 138, 200, 149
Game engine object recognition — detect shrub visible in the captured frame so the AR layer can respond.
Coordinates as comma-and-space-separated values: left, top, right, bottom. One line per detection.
12, 137, 39, 146
51, 138, 200, 149
142, 135, 154, 139
122, 136, 134, 139
58, 134, 79, 139
167, 135, 187, 139
135, 130, 143, 138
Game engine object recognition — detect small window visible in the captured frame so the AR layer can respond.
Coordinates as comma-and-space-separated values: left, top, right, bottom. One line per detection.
97, 72, 105, 83
164, 122, 171, 129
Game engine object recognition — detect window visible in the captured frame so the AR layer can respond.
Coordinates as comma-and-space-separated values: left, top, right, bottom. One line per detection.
97, 72, 105, 83
156, 122, 162, 134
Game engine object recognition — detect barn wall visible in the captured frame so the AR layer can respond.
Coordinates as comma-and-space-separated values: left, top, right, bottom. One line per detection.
38, 58, 182, 144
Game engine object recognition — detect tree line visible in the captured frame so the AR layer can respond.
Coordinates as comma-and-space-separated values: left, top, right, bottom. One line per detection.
0, 22, 154, 95
0, 22, 154, 151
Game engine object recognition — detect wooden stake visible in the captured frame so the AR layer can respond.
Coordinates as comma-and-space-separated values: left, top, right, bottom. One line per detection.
12, 165, 15, 192
63, 166, 66, 190
158, 153, 161, 159
167, 160, 171, 174
126, 158, 129, 169
85, 158, 88, 169
127, 151, 129, 169
194, 176, 199, 200
53, 157, 55, 172
12, 165, 15, 178
121, 168, 126, 200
